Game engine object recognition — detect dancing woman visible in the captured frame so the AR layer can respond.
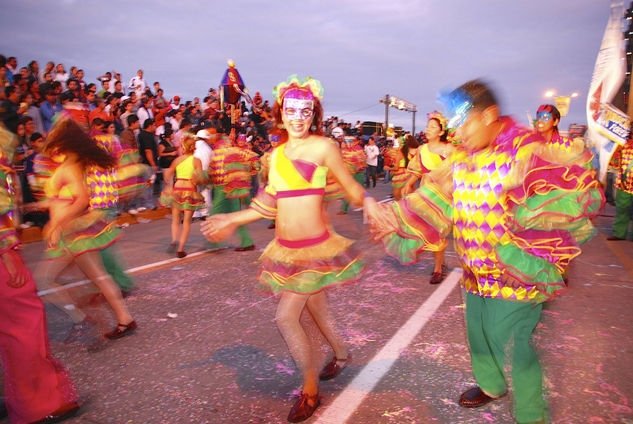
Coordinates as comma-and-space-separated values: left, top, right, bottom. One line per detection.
385, 135, 418, 200
402, 112, 455, 284
40, 119, 137, 340
202, 75, 383, 422
161, 134, 204, 258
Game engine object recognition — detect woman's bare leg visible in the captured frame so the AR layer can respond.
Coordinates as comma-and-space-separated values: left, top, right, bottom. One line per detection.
74, 251, 133, 325
171, 207, 181, 244
433, 249, 445, 274
35, 256, 86, 323
275, 291, 318, 397
178, 210, 193, 252
305, 291, 348, 360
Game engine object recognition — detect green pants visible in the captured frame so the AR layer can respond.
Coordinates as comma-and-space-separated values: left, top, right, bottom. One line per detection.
210, 185, 253, 247
100, 245, 135, 291
99, 208, 135, 291
341, 172, 365, 212
613, 188, 633, 240
465, 292, 546, 423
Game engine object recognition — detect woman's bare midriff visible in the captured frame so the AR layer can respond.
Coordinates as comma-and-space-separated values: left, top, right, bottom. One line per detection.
276, 195, 327, 240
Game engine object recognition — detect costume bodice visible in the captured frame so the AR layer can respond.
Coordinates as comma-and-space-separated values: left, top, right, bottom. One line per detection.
266, 144, 328, 198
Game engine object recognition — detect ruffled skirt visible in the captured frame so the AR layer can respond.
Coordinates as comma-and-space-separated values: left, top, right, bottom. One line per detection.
258, 231, 365, 294
47, 209, 121, 258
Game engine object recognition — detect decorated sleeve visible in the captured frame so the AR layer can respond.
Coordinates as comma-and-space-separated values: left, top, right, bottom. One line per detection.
497, 144, 604, 301
249, 185, 277, 219
382, 159, 454, 264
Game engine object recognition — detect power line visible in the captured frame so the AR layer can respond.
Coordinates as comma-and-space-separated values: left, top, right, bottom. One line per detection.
338, 103, 382, 117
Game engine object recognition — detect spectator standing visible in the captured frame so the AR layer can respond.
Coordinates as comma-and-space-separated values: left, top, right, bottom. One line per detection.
53, 63, 68, 89
40, 90, 62, 133
364, 136, 379, 188
128, 69, 146, 98
138, 118, 158, 209
1, 86, 24, 133
193, 129, 215, 217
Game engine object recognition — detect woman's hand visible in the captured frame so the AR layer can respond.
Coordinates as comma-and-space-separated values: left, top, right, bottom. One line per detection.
1, 249, 29, 288
363, 197, 397, 240
42, 221, 62, 248
201, 214, 237, 242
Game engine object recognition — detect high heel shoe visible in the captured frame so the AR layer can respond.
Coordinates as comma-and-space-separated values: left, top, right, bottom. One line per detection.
104, 320, 137, 340
287, 392, 321, 423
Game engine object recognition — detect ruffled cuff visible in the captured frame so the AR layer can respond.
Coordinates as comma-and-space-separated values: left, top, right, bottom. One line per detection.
382, 184, 452, 264
496, 243, 566, 303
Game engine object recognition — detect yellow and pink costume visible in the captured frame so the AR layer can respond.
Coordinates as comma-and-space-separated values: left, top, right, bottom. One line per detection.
407, 143, 447, 178
161, 155, 205, 211
390, 150, 416, 189
250, 143, 365, 294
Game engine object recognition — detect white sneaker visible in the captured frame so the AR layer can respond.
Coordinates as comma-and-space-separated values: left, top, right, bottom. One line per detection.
137, 207, 147, 212
128, 209, 138, 215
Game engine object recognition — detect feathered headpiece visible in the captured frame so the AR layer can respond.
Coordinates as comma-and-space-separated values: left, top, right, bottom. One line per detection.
426, 111, 448, 132
272, 74, 324, 105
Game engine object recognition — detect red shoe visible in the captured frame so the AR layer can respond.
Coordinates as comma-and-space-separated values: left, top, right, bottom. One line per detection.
319, 352, 351, 380
177, 251, 187, 258
458, 386, 506, 408
287, 392, 321, 423
234, 245, 255, 251
104, 320, 137, 340
31, 402, 80, 423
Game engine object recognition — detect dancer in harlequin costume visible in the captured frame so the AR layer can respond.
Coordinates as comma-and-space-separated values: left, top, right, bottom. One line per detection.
339, 136, 367, 214
608, 134, 633, 240
0, 126, 80, 424
161, 134, 205, 258
384, 134, 418, 200
40, 119, 137, 341
202, 75, 383, 422
207, 130, 256, 251
226, 133, 260, 204
371, 81, 603, 423
402, 111, 455, 284
89, 122, 138, 296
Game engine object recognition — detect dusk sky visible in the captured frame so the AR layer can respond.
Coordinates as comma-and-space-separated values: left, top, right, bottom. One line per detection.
0, 0, 611, 132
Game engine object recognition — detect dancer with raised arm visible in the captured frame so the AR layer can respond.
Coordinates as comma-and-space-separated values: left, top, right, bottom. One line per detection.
202, 75, 384, 422
371, 81, 603, 424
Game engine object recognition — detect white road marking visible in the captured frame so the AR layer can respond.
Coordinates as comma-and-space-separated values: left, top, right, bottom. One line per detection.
36, 248, 222, 296
314, 269, 462, 424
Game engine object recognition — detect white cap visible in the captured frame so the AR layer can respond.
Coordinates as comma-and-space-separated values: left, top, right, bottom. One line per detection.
196, 129, 212, 140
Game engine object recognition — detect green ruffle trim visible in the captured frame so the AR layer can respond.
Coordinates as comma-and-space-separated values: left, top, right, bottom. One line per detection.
260, 257, 366, 294
511, 188, 602, 244
496, 243, 565, 303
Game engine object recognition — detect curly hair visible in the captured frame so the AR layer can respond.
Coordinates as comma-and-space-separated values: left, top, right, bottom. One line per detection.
44, 118, 116, 169
401, 134, 419, 168
181, 133, 196, 154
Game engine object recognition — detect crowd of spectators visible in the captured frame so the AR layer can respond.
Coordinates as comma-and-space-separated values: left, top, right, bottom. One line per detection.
0, 54, 422, 227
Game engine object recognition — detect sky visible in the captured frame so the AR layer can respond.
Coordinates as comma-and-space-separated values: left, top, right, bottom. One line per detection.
0, 0, 612, 132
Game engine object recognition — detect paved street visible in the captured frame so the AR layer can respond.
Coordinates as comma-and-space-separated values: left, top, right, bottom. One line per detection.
5, 183, 633, 424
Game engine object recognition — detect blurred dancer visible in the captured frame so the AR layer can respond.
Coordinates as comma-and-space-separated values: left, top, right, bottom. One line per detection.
385, 134, 418, 200
202, 75, 384, 422
161, 134, 205, 257
339, 136, 366, 214
40, 119, 137, 340
402, 112, 455, 284
372, 81, 603, 423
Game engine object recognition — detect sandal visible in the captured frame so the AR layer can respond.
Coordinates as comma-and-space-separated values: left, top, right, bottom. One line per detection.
319, 352, 351, 380
287, 392, 321, 423
104, 320, 137, 340
177, 251, 187, 258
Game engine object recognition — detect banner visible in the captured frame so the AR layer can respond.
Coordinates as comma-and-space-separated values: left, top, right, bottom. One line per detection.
586, 1, 629, 182
554, 96, 571, 117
